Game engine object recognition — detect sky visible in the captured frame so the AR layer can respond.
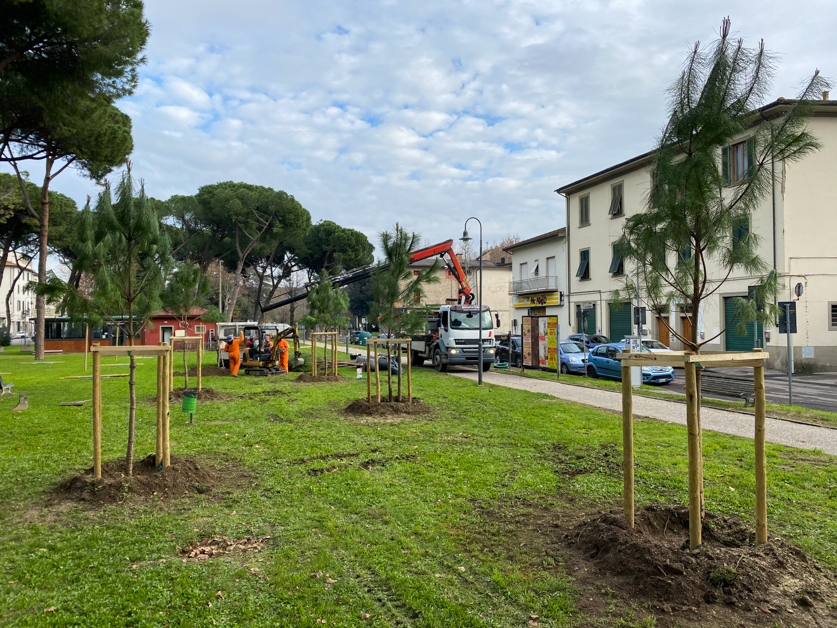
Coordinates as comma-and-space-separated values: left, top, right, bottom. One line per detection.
15, 0, 837, 258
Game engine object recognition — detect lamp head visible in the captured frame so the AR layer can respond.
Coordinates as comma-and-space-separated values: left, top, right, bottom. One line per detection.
460, 229, 472, 243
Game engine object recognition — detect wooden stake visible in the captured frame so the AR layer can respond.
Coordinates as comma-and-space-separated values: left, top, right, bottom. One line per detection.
407, 341, 412, 403
114, 327, 119, 361
92, 350, 102, 479
366, 344, 371, 403
197, 339, 202, 392
162, 347, 171, 468
754, 349, 768, 545
333, 334, 338, 376
169, 341, 174, 390
374, 342, 380, 403
621, 351, 634, 529
84, 324, 90, 373
311, 336, 316, 376
156, 348, 163, 467
685, 361, 702, 550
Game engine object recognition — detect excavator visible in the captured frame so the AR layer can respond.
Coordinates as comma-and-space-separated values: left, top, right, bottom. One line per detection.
259, 239, 475, 314
240, 324, 304, 376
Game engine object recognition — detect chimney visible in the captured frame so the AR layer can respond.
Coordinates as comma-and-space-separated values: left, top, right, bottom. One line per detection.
823, 91, 830, 101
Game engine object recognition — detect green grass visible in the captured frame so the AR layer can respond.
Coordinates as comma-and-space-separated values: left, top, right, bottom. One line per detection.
496, 365, 837, 427
1, 349, 836, 626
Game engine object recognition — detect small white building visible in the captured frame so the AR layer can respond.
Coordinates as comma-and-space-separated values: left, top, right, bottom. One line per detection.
503, 228, 569, 337
1, 260, 35, 336
555, 98, 837, 372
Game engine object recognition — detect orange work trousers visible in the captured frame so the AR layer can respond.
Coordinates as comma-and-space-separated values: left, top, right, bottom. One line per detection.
229, 354, 241, 376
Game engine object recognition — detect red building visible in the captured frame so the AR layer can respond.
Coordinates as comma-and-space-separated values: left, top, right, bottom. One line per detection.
144, 308, 218, 347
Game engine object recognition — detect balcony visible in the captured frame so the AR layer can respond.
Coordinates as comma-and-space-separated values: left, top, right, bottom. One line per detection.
509, 276, 561, 295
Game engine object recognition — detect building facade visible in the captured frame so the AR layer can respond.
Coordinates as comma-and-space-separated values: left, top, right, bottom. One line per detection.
1, 260, 35, 336
556, 99, 837, 371
503, 229, 569, 337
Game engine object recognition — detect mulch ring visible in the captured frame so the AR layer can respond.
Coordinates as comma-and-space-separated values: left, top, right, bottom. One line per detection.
53, 454, 228, 506
561, 504, 837, 627
174, 366, 231, 377
294, 374, 346, 384
344, 398, 432, 419
179, 534, 271, 562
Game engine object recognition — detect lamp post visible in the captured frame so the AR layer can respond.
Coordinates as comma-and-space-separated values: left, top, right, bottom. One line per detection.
461, 217, 483, 386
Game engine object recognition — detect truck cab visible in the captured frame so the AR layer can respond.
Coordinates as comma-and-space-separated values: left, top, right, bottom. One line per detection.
412, 304, 497, 372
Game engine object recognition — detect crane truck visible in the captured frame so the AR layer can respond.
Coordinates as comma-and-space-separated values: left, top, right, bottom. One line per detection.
260, 238, 498, 372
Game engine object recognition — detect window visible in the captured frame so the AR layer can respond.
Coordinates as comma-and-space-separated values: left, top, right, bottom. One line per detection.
732, 217, 749, 248
722, 138, 755, 186
829, 304, 837, 331
609, 245, 624, 275
194, 324, 207, 334
609, 182, 624, 217
532, 260, 539, 277
546, 256, 556, 278
519, 262, 528, 280
678, 245, 692, 263
579, 195, 590, 226
576, 249, 590, 280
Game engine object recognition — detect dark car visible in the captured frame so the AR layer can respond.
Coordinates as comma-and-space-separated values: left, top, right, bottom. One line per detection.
496, 335, 523, 368
567, 333, 610, 349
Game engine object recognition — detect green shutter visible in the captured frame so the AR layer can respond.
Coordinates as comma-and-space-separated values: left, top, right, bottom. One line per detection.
609, 302, 632, 342
721, 145, 730, 186
576, 304, 597, 334
724, 296, 763, 351
746, 137, 756, 179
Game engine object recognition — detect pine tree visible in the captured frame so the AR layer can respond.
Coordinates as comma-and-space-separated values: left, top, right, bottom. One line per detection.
38, 168, 174, 476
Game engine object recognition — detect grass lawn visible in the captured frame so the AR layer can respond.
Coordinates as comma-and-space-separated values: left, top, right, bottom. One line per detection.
1, 348, 836, 627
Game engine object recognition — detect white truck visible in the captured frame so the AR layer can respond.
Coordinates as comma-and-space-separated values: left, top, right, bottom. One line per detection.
217, 322, 290, 366
411, 304, 499, 372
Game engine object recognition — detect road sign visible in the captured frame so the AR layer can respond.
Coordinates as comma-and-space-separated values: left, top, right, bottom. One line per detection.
778, 301, 797, 334
794, 283, 804, 298
633, 307, 646, 326
579, 302, 594, 309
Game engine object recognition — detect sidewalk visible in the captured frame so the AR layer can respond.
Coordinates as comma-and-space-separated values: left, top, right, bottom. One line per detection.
450, 370, 837, 456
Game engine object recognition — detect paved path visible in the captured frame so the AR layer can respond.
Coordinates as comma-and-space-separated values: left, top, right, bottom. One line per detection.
450, 370, 837, 456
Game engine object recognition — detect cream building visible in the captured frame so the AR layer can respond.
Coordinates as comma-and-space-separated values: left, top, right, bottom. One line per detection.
1, 260, 35, 336
503, 229, 569, 337
405, 257, 513, 331
556, 98, 837, 372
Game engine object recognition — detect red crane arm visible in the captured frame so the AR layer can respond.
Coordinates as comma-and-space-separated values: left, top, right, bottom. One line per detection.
408, 239, 474, 304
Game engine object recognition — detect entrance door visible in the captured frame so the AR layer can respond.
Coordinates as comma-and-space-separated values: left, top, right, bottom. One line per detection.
161, 326, 173, 344
608, 303, 632, 343
658, 316, 670, 348
682, 315, 693, 347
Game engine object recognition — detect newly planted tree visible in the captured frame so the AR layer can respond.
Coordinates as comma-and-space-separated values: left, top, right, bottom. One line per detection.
38, 169, 174, 476
300, 272, 350, 375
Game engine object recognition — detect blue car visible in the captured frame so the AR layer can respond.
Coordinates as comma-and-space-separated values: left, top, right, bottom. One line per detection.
586, 343, 674, 385
559, 341, 587, 374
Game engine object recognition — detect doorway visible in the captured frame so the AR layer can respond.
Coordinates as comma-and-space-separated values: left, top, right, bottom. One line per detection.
682, 315, 693, 347
658, 316, 670, 348
161, 326, 173, 344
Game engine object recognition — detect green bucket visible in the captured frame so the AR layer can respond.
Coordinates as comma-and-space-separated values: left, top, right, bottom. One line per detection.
181, 390, 198, 413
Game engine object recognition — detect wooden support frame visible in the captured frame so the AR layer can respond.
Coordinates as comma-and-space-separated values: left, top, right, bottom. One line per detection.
617, 349, 770, 550
367, 338, 412, 404
169, 336, 204, 391
311, 331, 338, 376
90, 344, 172, 479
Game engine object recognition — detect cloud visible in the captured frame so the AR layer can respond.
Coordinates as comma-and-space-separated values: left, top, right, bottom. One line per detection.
13, 0, 833, 252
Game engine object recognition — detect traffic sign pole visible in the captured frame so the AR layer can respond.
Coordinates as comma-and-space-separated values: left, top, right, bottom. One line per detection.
786, 302, 793, 406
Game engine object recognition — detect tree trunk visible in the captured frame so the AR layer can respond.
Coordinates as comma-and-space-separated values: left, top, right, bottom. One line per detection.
225, 259, 246, 322
252, 270, 265, 322
397, 343, 402, 402
183, 343, 189, 389
0, 232, 12, 331
34, 166, 51, 361
387, 342, 393, 402
125, 301, 136, 476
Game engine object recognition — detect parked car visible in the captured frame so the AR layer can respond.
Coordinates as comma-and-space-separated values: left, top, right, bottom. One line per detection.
567, 333, 610, 349
496, 335, 522, 368
586, 343, 674, 385
641, 339, 672, 353
559, 341, 587, 374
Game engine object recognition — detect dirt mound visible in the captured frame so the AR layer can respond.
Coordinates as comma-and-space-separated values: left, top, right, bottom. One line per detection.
295, 374, 346, 384
55, 454, 219, 505
174, 366, 230, 377
180, 534, 271, 561
169, 387, 237, 402
345, 398, 431, 417
568, 504, 837, 626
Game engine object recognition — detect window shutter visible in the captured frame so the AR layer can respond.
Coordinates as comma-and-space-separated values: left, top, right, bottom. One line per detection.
609, 185, 622, 216
608, 249, 622, 274
746, 137, 756, 179
721, 145, 730, 186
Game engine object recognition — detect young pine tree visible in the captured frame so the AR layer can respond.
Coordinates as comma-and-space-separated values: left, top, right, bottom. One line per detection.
300, 271, 350, 374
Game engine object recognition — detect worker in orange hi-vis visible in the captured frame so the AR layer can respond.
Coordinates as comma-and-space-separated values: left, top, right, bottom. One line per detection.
278, 337, 290, 372
225, 332, 245, 377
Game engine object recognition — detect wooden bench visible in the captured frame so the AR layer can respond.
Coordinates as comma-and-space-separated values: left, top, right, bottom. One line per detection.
701, 373, 755, 407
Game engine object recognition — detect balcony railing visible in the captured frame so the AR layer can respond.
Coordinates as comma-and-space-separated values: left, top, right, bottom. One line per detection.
509, 276, 561, 294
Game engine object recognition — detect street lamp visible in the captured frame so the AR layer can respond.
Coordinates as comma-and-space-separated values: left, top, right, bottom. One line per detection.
461, 217, 484, 386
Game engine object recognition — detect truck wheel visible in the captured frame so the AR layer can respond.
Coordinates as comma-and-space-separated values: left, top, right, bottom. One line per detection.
481, 361, 491, 372
412, 350, 425, 367
433, 349, 447, 373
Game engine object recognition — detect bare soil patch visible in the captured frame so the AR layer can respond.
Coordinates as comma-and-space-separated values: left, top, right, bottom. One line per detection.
169, 387, 237, 402
306, 452, 418, 476
482, 498, 837, 628
180, 534, 271, 562
344, 398, 431, 417
174, 365, 230, 377
294, 373, 346, 384
53, 454, 230, 506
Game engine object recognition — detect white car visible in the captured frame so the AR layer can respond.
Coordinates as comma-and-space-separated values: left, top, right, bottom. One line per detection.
642, 339, 672, 353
